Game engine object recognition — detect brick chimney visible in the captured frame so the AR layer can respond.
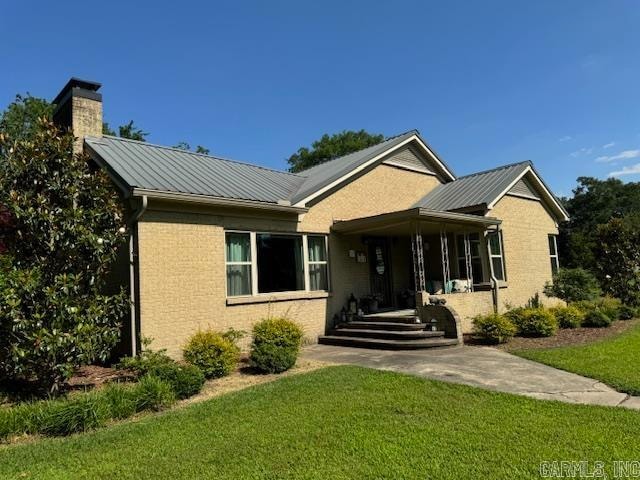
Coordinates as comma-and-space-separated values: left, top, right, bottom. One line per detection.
52, 78, 103, 153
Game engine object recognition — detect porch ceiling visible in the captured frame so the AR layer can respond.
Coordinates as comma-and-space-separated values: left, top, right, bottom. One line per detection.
332, 207, 501, 235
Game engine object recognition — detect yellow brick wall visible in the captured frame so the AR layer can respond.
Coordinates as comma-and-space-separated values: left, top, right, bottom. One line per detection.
136, 161, 443, 358
490, 195, 563, 310
299, 164, 442, 231
72, 96, 102, 153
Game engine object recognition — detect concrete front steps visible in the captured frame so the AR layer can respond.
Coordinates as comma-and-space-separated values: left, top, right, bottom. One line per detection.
318, 311, 459, 350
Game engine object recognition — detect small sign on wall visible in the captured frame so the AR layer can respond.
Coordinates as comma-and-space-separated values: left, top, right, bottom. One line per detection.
356, 251, 367, 263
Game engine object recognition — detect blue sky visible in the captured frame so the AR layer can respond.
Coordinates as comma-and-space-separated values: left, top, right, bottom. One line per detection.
2, 1, 639, 195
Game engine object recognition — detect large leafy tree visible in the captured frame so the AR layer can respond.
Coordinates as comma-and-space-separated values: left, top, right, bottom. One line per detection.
559, 177, 640, 271
287, 130, 384, 173
0, 94, 54, 141
0, 116, 128, 392
594, 214, 640, 306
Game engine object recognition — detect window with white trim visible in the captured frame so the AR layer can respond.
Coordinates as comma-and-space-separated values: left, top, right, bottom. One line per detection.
307, 236, 328, 291
548, 234, 559, 275
225, 232, 252, 296
225, 231, 329, 297
488, 231, 506, 281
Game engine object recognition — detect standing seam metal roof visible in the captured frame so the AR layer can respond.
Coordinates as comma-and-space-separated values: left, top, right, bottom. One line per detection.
414, 161, 532, 211
85, 136, 306, 204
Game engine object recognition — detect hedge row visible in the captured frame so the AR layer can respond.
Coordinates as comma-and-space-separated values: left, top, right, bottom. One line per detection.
472, 297, 638, 344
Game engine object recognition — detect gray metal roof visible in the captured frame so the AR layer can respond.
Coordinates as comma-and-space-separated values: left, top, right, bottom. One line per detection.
288, 131, 420, 204
85, 136, 305, 204
415, 161, 532, 211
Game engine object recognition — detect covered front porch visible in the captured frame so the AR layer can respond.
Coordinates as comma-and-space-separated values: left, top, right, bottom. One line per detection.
321, 208, 503, 349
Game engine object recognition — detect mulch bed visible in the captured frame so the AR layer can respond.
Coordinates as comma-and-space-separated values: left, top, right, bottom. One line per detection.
66, 365, 135, 390
484, 318, 640, 352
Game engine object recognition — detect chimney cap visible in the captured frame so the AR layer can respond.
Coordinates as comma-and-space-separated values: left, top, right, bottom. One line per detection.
52, 77, 102, 106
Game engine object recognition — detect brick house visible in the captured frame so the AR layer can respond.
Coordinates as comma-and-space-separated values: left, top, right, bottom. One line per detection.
53, 79, 569, 358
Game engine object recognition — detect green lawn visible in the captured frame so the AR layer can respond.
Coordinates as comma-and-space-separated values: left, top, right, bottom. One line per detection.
516, 322, 640, 395
1, 366, 640, 480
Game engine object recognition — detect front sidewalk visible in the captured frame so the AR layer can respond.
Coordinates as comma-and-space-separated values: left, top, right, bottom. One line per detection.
301, 344, 640, 409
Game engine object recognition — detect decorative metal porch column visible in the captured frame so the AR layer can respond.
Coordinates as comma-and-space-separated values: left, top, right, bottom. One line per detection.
440, 228, 451, 293
411, 223, 426, 293
463, 233, 474, 292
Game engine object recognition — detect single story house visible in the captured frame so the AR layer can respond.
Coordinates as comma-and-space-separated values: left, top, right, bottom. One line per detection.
52, 78, 568, 357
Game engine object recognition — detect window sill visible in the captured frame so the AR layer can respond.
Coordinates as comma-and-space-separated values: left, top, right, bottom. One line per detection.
226, 291, 330, 306
473, 281, 508, 291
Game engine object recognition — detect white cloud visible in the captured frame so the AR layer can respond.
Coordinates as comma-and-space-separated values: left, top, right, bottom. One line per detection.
596, 149, 640, 163
602, 142, 615, 149
558, 136, 572, 142
609, 163, 640, 177
570, 147, 593, 157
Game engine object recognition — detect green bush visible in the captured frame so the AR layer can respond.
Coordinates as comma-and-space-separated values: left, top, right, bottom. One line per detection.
472, 313, 516, 344
598, 297, 622, 321
183, 330, 240, 379
0, 376, 176, 440
250, 318, 304, 374
133, 375, 176, 411
543, 268, 601, 303
147, 363, 205, 400
117, 345, 175, 375
504, 307, 526, 326
619, 305, 637, 321
511, 308, 558, 337
582, 310, 612, 328
550, 306, 584, 329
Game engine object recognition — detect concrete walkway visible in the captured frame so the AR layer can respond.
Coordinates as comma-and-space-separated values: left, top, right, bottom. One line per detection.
301, 344, 640, 410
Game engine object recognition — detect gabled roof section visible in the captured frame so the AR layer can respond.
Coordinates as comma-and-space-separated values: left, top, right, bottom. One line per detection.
415, 161, 569, 221
289, 130, 456, 206
85, 136, 305, 205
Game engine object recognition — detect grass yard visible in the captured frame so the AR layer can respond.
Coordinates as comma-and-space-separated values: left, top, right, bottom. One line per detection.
516, 322, 640, 395
1, 366, 640, 480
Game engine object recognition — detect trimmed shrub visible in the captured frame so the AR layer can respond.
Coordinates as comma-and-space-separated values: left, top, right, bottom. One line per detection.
504, 307, 526, 326
582, 310, 613, 328
511, 308, 558, 337
117, 347, 175, 375
472, 313, 516, 344
619, 304, 637, 321
183, 330, 240, 379
147, 363, 205, 400
550, 306, 584, 329
250, 318, 304, 374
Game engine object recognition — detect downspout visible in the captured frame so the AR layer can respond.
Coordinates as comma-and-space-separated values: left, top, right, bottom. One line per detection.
485, 227, 499, 313
128, 195, 148, 356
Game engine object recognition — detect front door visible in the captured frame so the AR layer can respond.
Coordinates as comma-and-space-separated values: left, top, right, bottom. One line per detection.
368, 238, 393, 308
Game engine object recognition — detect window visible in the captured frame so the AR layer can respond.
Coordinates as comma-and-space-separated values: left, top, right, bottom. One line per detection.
456, 233, 483, 282
308, 236, 328, 291
225, 231, 329, 297
548, 234, 559, 275
488, 232, 506, 281
225, 232, 252, 296
257, 234, 304, 293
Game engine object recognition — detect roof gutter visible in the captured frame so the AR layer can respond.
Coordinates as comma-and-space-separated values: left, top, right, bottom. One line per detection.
132, 188, 308, 214
128, 195, 147, 357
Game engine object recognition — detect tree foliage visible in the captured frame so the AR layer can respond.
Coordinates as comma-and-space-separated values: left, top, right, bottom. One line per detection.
560, 177, 640, 271
103, 120, 148, 141
594, 214, 640, 306
543, 268, 601, 303
0, 117, 128, 392
287, 130, 384, 173
173, 142, 210, 155
0, 94, 54, 141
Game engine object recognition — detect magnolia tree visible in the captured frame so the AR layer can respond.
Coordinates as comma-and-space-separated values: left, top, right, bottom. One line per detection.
595, 215, 640, 307
0, 118, 128, 392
